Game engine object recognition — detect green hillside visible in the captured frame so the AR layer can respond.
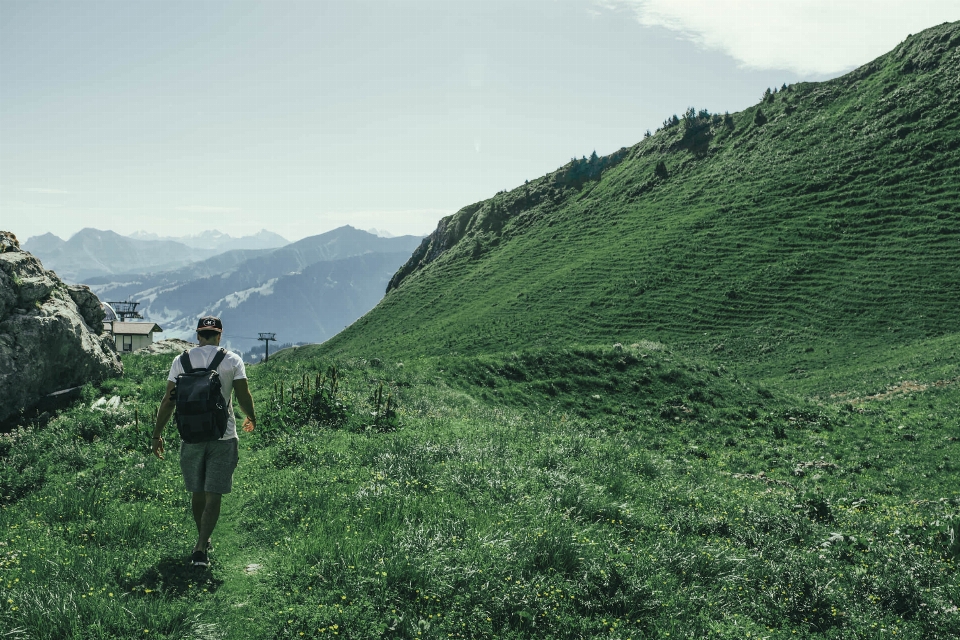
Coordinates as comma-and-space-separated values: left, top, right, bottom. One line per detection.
317, 22, 960, 382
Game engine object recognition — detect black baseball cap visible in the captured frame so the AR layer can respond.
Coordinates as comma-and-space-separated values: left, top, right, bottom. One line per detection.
196, 316, 223, 333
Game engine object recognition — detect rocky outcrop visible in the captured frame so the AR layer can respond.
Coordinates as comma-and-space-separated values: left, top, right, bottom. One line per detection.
386, 207, 478, 293
66, 284, 105, 334
0, 231, 122, 423
134, 338, 197, 355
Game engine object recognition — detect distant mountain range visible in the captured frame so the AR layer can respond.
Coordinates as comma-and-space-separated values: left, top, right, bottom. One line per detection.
126, 229, 289, 252
22, 229, 220, 282
81, 226, 425, 348
23, 228, 289, 282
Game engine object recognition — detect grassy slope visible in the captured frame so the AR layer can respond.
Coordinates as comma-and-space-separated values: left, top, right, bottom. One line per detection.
4, 349, 960, 638
319, 22, 960, 387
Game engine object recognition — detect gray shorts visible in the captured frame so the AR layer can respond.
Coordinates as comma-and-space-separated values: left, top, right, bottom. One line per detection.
179, 438, 239, 494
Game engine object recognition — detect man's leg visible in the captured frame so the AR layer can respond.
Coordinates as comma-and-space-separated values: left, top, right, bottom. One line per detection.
191, 491, 206, 534
190, 438, 238, 558
193, 492, 222, 553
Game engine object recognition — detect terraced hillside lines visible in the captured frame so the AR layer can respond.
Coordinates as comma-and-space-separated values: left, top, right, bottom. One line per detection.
323, 23, 960, 376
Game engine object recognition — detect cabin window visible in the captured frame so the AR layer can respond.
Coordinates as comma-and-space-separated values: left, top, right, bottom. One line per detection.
122, 335, 133, 352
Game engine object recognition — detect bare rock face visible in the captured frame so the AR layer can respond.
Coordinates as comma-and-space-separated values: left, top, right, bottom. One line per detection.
66, 284, 106, 334
0, 231, 122, 423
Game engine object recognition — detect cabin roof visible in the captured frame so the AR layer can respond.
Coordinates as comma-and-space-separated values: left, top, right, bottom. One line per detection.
110, 322, 163, 335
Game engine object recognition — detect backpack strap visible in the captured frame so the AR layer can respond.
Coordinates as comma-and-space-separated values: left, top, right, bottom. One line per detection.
179, 350, 195, 374
179, 348, 227, 374
207, 348, 228, 372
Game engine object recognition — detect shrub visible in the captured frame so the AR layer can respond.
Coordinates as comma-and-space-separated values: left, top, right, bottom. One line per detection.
655, 160, 669, 179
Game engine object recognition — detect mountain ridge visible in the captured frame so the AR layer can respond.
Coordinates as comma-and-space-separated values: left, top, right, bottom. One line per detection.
22, 228, 220, 282
23, 228, 291, 281
84, 226, 424, 346
126, 228, 289, 252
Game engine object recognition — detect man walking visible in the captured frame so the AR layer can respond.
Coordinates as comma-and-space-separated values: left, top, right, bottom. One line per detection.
152, 316, 256, 567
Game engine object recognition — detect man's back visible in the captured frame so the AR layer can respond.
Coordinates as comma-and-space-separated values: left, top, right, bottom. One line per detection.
168, 345, 246, 440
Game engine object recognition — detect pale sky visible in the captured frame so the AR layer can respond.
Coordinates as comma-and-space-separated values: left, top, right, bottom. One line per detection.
2, 1, 957, 243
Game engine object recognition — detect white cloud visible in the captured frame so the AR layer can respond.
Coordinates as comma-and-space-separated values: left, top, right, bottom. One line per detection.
174, 205, 241, 213
601, 0, 960, 75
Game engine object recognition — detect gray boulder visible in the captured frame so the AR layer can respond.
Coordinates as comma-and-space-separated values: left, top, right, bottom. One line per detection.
134, 338, 197, 355
67, 284, 106, 334
0, 231, 122, 423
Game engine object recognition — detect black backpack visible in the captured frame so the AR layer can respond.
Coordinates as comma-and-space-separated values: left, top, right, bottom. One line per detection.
174, 348, 229, 443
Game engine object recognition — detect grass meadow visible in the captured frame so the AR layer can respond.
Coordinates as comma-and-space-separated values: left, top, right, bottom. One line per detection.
3, 344, 960, 639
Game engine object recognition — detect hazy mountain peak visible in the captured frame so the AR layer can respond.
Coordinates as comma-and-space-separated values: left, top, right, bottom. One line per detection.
69, 228, 127, 243
22, 232, 66, 256
28, 232, 64, 241
194, 229, 228, 241
128, 230, 160, 241
253, 228, 284, 238
124, 228, 289, 251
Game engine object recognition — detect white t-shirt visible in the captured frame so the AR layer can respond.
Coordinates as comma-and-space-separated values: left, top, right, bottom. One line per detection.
167, 345, 247, 440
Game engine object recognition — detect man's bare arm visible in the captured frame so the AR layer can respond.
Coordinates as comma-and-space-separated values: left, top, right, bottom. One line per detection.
152, 381, 176, 458
234, 378, 256, 432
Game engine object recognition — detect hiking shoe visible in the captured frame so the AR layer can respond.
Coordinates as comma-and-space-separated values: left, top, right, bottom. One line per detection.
191, 550, 209, 567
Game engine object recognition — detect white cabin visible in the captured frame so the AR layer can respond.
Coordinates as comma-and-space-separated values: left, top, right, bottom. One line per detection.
110, 321, 163, 353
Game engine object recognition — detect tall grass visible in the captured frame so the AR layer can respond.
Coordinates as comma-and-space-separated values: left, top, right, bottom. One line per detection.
3, 351, 960, 638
